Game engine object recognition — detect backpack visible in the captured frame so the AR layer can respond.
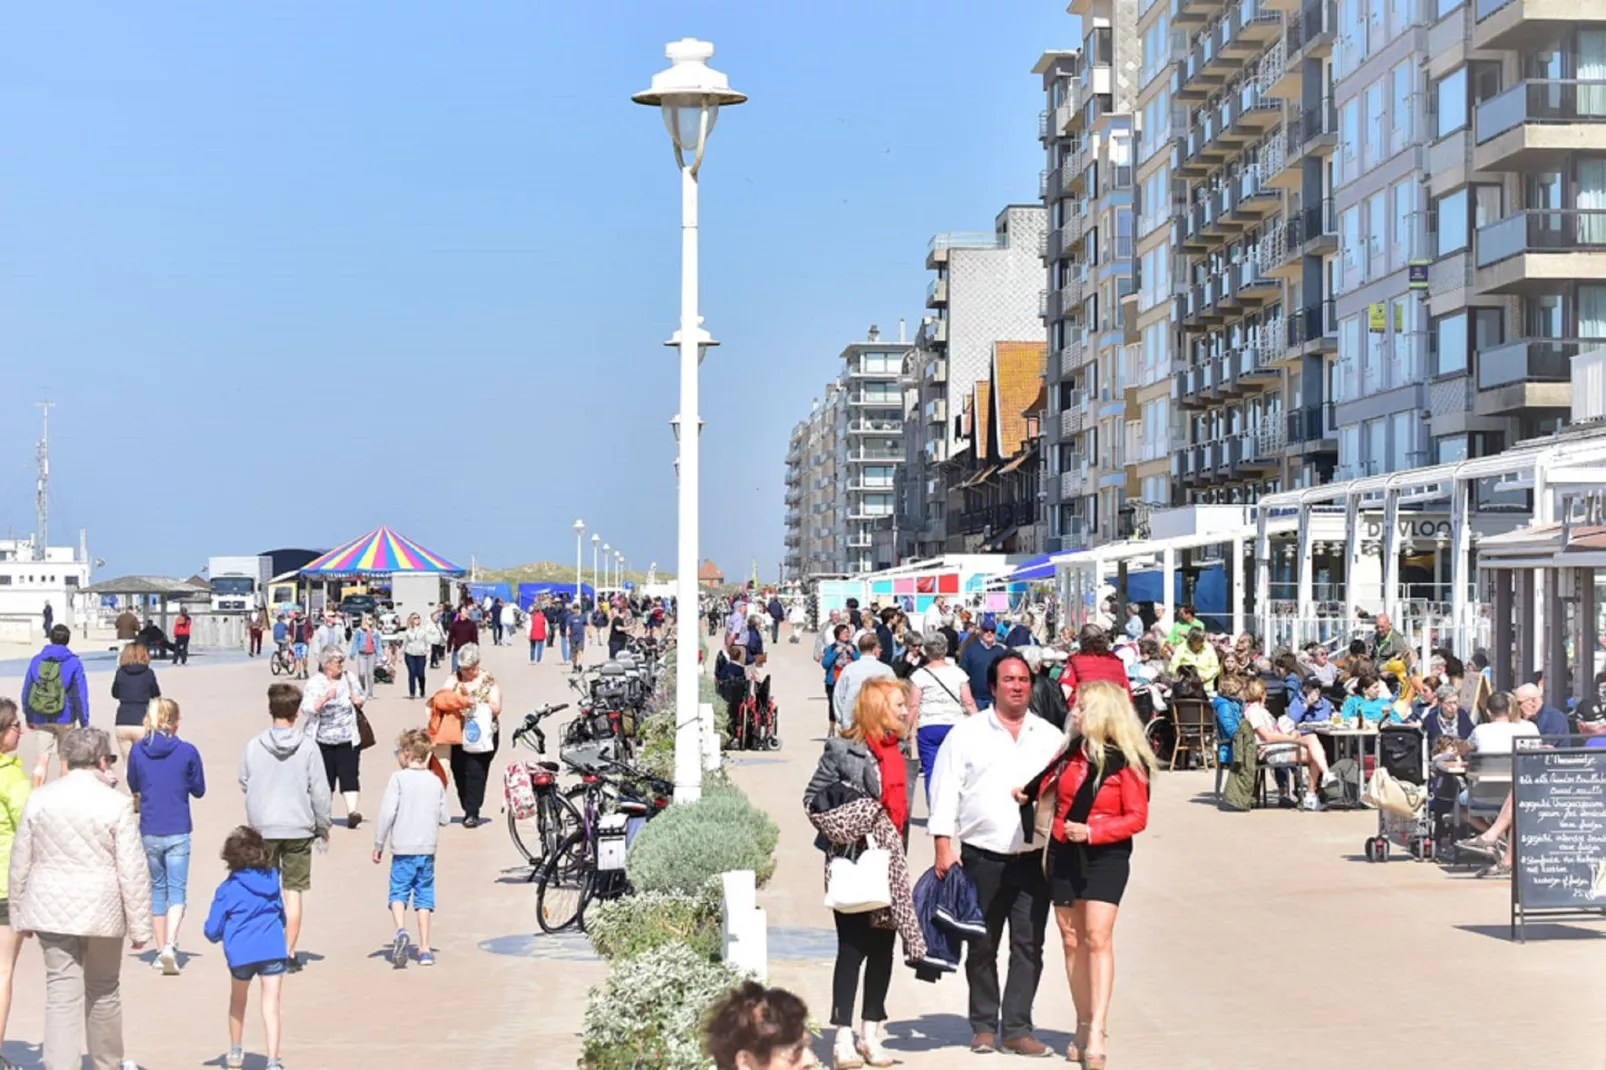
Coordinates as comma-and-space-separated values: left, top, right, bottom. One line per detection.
1322, 759, 1360, 807
28, 659, 67, 722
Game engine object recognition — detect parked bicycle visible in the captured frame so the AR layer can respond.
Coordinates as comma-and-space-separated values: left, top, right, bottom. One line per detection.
505, 703, 582, 872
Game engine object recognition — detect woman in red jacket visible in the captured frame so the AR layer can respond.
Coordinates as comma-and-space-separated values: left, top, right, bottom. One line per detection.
1015, 680, 1157, 1070
1059, 625, 1133, 708
527, 602, 548, 664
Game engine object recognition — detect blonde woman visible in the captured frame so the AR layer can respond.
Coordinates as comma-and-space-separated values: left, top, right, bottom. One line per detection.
126, 697, 206, 975
0, 699, 30, 1068
110, 642, 161, 765
1015, 681, 1158, 1070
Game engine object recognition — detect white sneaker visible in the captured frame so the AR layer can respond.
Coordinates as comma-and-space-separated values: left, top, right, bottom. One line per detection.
1321, 769, 1338, 787
158, 944, 179, 976
1300, 793, 1321, 811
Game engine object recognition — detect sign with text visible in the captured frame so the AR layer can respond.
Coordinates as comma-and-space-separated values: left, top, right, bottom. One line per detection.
1511, 747, 1606, 939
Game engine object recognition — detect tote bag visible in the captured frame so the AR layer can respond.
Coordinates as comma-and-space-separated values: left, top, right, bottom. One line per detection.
823, 833, 891, 914
462, 702, 496, 754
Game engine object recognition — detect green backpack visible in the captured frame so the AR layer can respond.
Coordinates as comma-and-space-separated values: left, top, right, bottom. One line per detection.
28, 659, 67, 722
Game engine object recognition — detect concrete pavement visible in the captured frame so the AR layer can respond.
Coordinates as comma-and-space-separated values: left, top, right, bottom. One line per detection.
4, 628, 1602, 1068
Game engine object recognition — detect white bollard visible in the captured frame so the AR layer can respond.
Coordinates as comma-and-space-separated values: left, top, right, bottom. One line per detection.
699, 701, 721, 773
720, 869, 767, 981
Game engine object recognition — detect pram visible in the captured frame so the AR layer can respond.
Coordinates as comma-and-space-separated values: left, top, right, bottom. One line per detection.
732, 674, 781, 752
1362, 724, 1433, 862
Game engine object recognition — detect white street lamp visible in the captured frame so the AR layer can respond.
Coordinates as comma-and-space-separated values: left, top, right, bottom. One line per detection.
573, 519, 586, 613
603, 543, 612, 598
636, 37, 743, 806
591, 534, 601, 610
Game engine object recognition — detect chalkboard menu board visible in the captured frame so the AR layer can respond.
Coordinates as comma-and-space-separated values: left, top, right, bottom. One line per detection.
1512, 747, 1606, 939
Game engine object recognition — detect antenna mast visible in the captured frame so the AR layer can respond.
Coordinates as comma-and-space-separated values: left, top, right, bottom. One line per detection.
34, 402, 53, 561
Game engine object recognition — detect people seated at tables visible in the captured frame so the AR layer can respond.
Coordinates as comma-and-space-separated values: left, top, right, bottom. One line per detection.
1467, 691, 1538, 755
1412, 675, 1442, 720
1274, 652, 1304, 701
1339, 673, 1401, 725
1423, 683, 1475, 746
1061, 624, 1134, 702
1242, 678, 1333, 811
1169, 626, 1221, 695
1335, 639, 1369, 679
1287, 677, 1336, 726
1300, 643, 1339, 688
1515, 681, 1569, 739
1211, 674, 1245, 742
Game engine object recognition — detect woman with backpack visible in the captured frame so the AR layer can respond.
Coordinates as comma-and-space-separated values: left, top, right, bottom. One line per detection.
1014, 681, 1159, 1070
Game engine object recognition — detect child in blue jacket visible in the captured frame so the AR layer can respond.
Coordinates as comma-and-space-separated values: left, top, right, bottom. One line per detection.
204, 826, 288, 1070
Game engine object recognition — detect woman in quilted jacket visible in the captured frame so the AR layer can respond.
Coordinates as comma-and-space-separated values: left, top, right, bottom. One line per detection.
10, 726, 153, 1070
1014, 681, 1158, 1070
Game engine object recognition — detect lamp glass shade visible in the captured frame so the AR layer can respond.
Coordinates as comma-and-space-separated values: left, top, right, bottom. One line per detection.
661, 95, 717, 153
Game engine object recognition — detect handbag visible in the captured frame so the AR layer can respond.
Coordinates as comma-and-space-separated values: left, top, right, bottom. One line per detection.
356, 708, 377, 751
823, 833, 891, 914
462, 701, 496, 754
1363, 765, 1425, 816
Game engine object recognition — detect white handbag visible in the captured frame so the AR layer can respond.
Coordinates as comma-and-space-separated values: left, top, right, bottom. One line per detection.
461, 702, 496, 754
823, 833, 892, 914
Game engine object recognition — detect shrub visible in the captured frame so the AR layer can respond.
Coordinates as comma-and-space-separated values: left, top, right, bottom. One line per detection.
580, 941, 744, 1070
636, 646, 727, 783
626, 783, 779, 895
585, 888, 722, 962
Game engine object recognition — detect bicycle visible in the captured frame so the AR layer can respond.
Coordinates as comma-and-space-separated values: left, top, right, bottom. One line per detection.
535, 758, 671, 933
269, 644, 295, 677
506, 704, 582, 872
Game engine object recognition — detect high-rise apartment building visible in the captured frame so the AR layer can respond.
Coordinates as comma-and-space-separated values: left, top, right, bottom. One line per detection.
782, 424, 804, 581
792, 386, 844, 579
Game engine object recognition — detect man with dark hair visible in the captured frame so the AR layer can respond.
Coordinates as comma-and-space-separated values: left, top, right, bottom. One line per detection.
928, 649, 1063, 1056
1167, 603, 1199, 646
22, 624, 90, 787
959, 624, 1008, 711
875, 607, 898, 667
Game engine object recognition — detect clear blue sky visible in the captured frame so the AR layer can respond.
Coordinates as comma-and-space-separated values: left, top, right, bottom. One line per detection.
0, 1, 1071, 580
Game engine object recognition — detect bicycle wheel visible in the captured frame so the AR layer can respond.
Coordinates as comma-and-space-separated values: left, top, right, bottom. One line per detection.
508, 789, 581, 865
270, 656, 283, 676
535, 830, 594, 933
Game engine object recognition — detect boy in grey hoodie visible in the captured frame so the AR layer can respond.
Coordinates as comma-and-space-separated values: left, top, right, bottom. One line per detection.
239, 683, 331, 971
372, 728, 449, 968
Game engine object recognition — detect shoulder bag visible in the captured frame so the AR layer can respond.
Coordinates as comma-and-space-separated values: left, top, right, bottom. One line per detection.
343, 673, 377, 751
823, 832, 892, 914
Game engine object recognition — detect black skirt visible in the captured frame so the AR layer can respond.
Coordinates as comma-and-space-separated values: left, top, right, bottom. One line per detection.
1045, 837, 1131, 908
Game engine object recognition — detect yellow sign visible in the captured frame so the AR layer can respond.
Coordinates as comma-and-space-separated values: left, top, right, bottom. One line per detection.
1367, 302, 1386, 333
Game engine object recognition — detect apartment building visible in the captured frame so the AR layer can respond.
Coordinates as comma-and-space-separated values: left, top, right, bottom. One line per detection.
793, 384, 845, 579
829, 327, 914, 575
904, 207, 1047, 559
782, 423, 804, 581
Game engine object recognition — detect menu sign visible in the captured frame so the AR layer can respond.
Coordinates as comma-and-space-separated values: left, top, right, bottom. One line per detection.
1513, 749, 1606, 914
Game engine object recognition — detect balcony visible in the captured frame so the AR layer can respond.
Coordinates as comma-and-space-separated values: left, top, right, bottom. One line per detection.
1174, 0, 1229, 24
1300, 100, 1338, 155
1061, 402, 1085, 438
927, 230, 1005, 269
1292, 0, 1335, 55
1234, 166, 1282, 220
1473, 81, 1606, 173
1475, 210, 1606, 292
1473, 0, 1578, 52
1061, 465, 1088, 498
846, 390, 900, 407
1301, 199, 1337, 255
846, 419, 901, 435
924, 357, 948, 384
927, 398, 948, 424
1477, 339, 1587, 390
1059, 338, 1084, 376
921, 317, 947, 345
1222, 0, 1283, 57
1064, 269, 1086, 309
926, 277, 948, 307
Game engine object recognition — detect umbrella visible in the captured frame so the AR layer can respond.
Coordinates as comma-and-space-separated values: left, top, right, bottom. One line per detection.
300, 527, 464, 577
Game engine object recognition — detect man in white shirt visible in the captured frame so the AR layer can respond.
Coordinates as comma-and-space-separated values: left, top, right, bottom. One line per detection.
832, 633, 895, 730
1467, 691, 1540, 755
928, 650, 1065, 1057
921, 596, 950, 638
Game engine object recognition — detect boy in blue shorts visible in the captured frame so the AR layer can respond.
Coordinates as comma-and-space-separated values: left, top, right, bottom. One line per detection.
372, 728, 449, 968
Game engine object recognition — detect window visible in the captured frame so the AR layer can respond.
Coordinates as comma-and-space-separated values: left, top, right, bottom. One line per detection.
1339, 206, 1362, 291
1086, 26, 1112, 66
1390, 62, 1413, 157
1434, 435, 1468, 464
1364, 80, 1384, 171
1338, 315, 1362, 400
1391, 412, 1416, 472
1435, 0, 1461, 18
1392, 178, 1415, 269
1389, 0, 1413, 36
1432, 311, 1468, 376
1339, 99, 1360, 183
1434, 68, 1467, 139
1393, 296, 1419, 382
1367, 190, 1388, 278
1434, 188, 1468, 256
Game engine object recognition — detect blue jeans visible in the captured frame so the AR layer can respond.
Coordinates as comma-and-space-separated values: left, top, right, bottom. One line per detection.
388, 854, 436, 911
530, 639, 544, 663
142, 833, 191, 915
560, 636, 571, 662
916, 724, 955, 808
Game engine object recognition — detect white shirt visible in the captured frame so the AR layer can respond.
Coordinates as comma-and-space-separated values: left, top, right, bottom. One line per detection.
920, 604, 948, 636
833, 657, 896, 729
1468, 719, 1540, 755
911, 662, 970, 729
928, 708, 1066, 855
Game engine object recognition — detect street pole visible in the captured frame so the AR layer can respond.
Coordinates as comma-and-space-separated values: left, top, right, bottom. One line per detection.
674, 161, 702, 803
592, 536, 600, 611
573, 519, 586, 616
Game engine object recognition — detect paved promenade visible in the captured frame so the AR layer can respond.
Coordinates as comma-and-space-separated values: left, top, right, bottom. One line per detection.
3, 630, 1602, 1068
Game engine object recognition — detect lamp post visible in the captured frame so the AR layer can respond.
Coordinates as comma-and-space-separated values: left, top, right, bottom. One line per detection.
591, 534, 601, 610
602, 543, 611, 600
573, 519, 586, 612
636, 37, 744, 805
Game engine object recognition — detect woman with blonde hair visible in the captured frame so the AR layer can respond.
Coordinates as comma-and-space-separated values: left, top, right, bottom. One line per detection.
110, 642, 161, 764
803, 676, 920, 1069
126, 697, 206, 975
1015, 681, 1157, 1069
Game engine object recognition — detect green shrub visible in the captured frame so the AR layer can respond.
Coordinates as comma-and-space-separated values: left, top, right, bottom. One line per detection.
625, 784, 779, 895
585, 888, 722, 962
635, 647, 728, 783
580, 941, 744, 1070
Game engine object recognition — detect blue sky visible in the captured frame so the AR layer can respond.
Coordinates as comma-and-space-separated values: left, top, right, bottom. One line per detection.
0, 1, 1070, 580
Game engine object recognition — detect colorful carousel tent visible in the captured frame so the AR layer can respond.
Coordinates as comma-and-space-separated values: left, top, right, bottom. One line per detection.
300, 527, 464, 577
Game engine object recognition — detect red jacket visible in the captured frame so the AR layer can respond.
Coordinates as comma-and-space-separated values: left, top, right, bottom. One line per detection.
1040, 748, 1149, 846
1060, 652, 1133, 700
528, 612, 547, 642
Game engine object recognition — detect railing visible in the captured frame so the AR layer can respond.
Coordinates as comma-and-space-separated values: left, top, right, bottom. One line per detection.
1476, 0, 1511, 19
1476, 209, 1606, 267
1039, 110, 1050, 139
1302, 197, 1335, 241
1475, 80, 1606, 143
1285, 403, 1332, 443
926, 277, 947, 304
846, 420, 901, 434
1300, 99, 1336, 143
1477, 339, 1587, 389
928, 231, 1006, 255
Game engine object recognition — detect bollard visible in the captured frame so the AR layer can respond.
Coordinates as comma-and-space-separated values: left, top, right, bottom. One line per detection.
720, 869, 767, 981
699, 701, 721, 773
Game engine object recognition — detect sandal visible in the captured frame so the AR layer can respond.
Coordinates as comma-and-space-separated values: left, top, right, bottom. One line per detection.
1476, 860, 1512, 879
1066, 1021, 1093, 1063
857, 1040, 893, 1068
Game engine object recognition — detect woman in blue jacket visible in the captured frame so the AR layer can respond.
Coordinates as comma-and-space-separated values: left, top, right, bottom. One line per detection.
820, 624, 857, 731
126, 697, 206, 975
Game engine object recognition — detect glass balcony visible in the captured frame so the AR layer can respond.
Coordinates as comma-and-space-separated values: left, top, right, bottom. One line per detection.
1476, 209, 1606, 268
1475, 80, 1606, 143
1477, 339, 1586, 390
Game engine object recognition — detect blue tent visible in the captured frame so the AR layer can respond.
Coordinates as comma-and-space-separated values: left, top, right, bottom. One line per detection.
465, 582, 514, 604
518, 581, 594, 610
1125, 563, 1228, 631
1002, 553, 1058, 582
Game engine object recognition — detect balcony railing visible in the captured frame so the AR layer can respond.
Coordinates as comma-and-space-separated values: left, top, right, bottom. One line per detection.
1475, 80, 1606, 143
1477, 339, 1589, 389
846, 419, 901, 434
1476, 0, 1512, 20
1300, 99, 1336, 143
1477, 210, 1606, 268
1302, 198, 1335, 242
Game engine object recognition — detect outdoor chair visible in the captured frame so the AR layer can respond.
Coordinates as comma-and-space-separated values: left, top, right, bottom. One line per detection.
1169, 697, 1216, 771
1463, 751, 1512, 827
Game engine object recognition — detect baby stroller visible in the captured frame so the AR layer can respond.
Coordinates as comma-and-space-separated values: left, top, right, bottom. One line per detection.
1362, 724, 1432, 862
734, 675, 780, 752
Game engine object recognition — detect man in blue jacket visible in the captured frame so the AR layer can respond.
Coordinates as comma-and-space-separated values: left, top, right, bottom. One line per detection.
21, 624, 90, 787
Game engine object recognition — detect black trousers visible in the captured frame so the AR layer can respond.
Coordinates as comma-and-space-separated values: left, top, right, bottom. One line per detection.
825, 682, 836, 727
491, 622, 504, 645
429, 643, 445, 669
831, 911, 894, 1026
961, 844, 1050, 1041
450, 731, 499, 819
404, 654, 427, 697
173, 635, 190, 665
